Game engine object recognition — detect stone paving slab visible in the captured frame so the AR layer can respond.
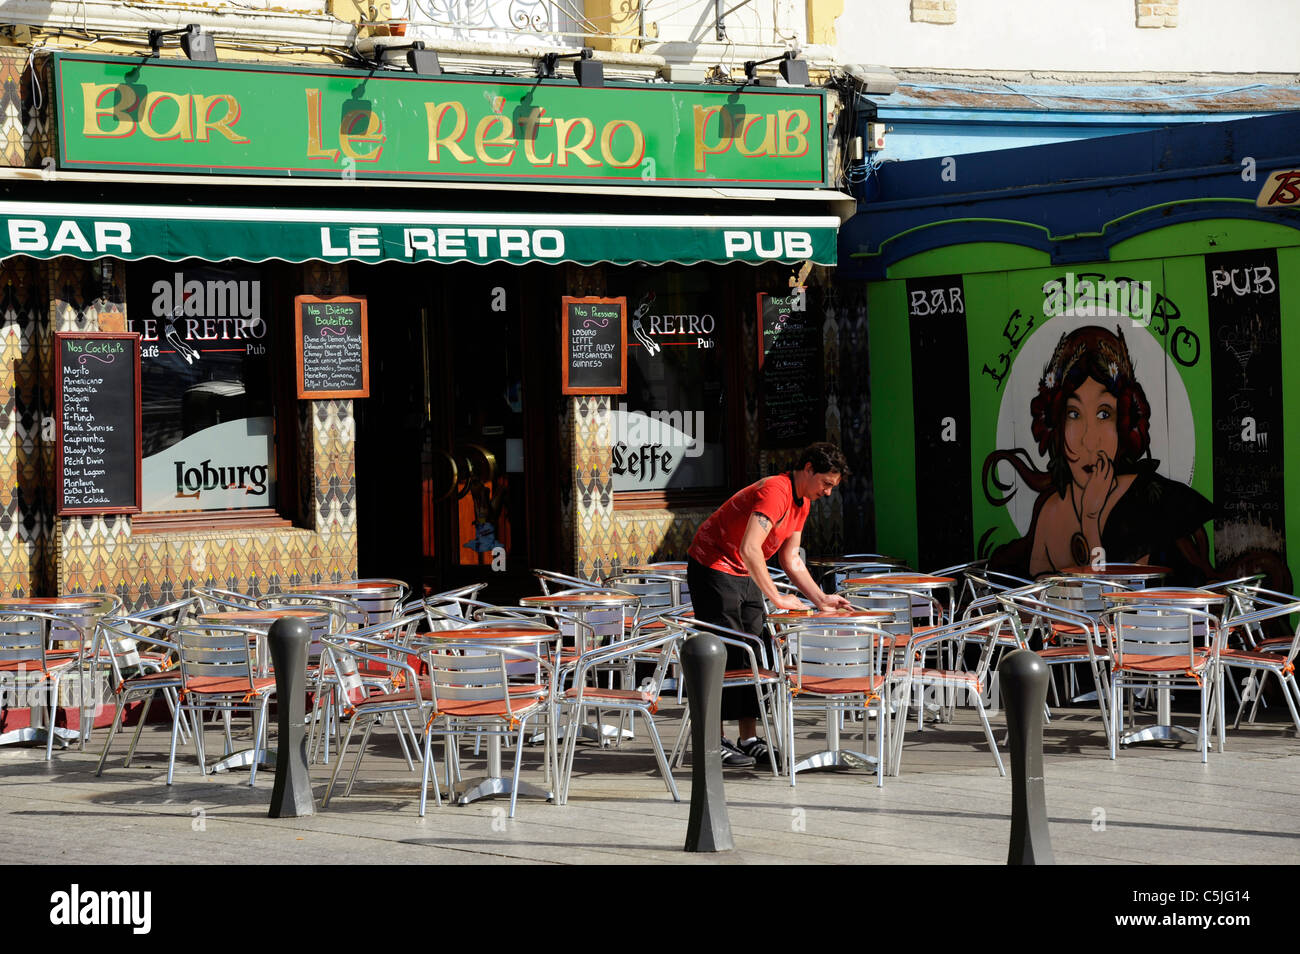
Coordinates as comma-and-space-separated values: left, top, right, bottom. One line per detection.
1, 702, 1297, 867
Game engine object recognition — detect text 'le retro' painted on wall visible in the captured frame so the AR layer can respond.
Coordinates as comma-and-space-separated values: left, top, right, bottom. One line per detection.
51, 53, 829, 187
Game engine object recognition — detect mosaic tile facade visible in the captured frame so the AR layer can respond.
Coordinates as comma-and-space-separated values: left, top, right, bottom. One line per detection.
0, 259, 50, 595
0, 47, 48, 168
37, 259, 357, 606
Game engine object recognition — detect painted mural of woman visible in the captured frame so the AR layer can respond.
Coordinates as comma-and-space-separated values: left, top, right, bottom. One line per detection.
983, 324, 1215, 583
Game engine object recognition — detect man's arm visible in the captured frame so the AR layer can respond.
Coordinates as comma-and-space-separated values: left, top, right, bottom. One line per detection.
778, 531, 852, 610
739, 513, 806, 611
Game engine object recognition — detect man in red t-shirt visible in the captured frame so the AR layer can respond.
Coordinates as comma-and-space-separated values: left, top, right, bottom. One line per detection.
686, 442, 852, 767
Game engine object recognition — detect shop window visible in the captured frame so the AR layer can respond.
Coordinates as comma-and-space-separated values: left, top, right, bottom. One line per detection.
126, 261, 288, 528
610, 267, 730, 506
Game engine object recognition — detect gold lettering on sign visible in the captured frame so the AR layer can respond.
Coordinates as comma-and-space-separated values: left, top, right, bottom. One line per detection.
81, 82, 138, 138
424, 102, 473, 163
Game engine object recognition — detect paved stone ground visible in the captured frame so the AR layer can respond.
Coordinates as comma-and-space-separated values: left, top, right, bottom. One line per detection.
2, 695, 1297, 867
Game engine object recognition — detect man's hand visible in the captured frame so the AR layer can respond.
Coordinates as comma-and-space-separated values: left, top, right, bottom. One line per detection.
772, 593, 810, 612
816, 593, 854, 611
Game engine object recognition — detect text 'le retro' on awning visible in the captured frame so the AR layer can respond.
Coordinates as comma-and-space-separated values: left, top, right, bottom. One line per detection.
0, 201, 839, 266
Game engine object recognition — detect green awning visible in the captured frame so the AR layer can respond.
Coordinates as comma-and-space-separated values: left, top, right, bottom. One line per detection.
0, 200, 838, 266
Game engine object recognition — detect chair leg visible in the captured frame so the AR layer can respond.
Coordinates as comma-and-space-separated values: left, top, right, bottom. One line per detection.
644, 712, 679, 802
974, 691, 1005, 777
166, 702, 184, 785
508, 721, 528, 818
1109, 681, 1121, 760
249, 698, 269, 787
322, 718, 359, 807
340, 720, 375, 798
45, 674, 61, 761
96, 693, 128, 776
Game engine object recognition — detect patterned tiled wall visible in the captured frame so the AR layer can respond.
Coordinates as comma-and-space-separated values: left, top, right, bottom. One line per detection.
1, 47, 48, 168
0, 259, 50, 595
43, 259, 357, 606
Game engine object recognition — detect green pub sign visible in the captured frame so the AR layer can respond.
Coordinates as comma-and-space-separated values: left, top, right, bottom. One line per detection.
51, 52, 830, 187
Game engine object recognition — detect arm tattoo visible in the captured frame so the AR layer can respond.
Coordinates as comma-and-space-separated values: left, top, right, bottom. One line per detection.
755, 513, 772, 530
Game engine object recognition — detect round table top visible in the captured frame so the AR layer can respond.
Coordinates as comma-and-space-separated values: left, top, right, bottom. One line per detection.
1057, 564, 1171, 580
284, 581, 403, 595
0, 596, 103, 610
420, 623, 561, 644
808, 556, 905, 569
841, 574, 956, 588
197, 609, 330, 624
620, 563, 687, 574
1102, 589, 1225, 605
520, 592, 637, 606
768, 608, 893, 625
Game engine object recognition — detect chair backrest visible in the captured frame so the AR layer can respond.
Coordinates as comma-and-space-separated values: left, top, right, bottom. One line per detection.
1042, 577, 1111, 618
841, 588, 917, 639
334, 580, 407, 626
193, 586, 259, 614
175, 624, 264, 691
784, 621, 889, 690
0, 611, 57, 668
426, 646, 512, 710
254, 594, 356, 661
1104, 606, 1203, 667
534, 569, 606, 595
605, 573, 687, 615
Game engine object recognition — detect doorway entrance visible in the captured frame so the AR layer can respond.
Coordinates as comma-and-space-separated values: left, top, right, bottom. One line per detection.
354, 261, 561, 603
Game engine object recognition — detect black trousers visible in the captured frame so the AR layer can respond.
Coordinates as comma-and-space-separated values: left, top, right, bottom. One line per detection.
686, 557, 773, 722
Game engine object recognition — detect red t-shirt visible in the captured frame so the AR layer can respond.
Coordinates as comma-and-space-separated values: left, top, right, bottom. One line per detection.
689, 473, 810, 576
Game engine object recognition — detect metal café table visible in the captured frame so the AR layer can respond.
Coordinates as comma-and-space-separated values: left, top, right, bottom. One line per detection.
283, 581, 404, 626
1101, 588, 1226, 747
194, 608, 331, 773
519, 591, 640, 741
769, 608, 894, 775
416, 622, 561, 807
841, 574, 958, 621
1058, 563, 1171, 588
0, 596, 104, 751
808, 555, 906, 590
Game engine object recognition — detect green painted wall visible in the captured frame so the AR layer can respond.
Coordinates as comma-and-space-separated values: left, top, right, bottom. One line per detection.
867, 220, 1300, 587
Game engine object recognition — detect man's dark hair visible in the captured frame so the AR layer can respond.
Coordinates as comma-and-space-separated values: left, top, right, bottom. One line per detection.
798, 442, 849, 476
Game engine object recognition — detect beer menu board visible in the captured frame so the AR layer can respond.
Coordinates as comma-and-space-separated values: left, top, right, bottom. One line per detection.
295, 295, 370, 398
56, 332, 142, 515
562, 296, 627, 395
758, 288, 823, 446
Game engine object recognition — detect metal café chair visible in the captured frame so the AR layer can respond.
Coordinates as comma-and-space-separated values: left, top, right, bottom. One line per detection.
1217, 585, 1300, 731
668, 615, 783, 776
889, 612, 1011, 777
0, 610, 91, 760
779, 619, 893, 787
1101, 603, 1221, 762
998, 589, 1114, 750
94, 600, 202, 774
557, 626, 682, 805
420, 639, 557, 818
192, 585, 260, 614
168, 622, 276, 786
319, 610, 442, 812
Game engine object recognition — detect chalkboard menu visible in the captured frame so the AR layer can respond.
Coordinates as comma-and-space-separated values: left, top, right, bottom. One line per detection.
295, 295, 370, 399
562, 296, 627, 395
758, 288, 823, 446
56, 332, 142, 515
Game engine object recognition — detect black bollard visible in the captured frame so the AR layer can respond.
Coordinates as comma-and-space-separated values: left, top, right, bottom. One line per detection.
267, 617, 314, 818
999, 648, 1054, 865
681, 630, 733, 852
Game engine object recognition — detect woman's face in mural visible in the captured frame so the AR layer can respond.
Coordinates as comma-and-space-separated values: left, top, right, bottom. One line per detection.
1062, 376, 1118, 490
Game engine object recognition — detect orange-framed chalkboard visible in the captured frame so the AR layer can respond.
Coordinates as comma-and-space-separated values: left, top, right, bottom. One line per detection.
562, 296, 627, 395
295, 294, 370, 399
